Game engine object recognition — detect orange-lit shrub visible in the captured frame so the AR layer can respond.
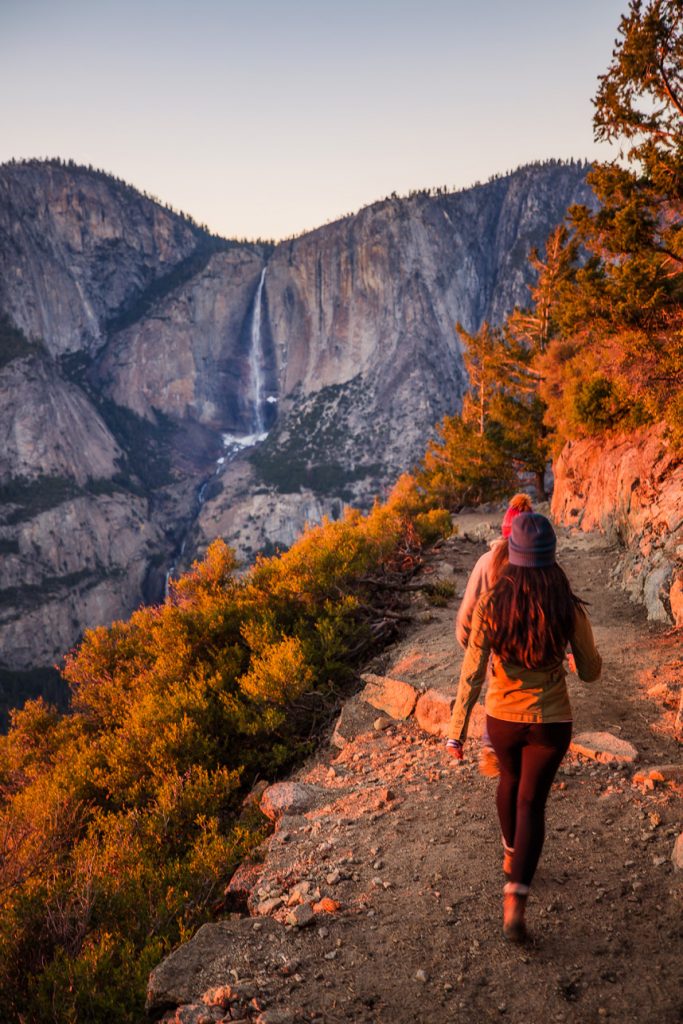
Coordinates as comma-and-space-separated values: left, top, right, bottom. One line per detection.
0, 475, 452, 1022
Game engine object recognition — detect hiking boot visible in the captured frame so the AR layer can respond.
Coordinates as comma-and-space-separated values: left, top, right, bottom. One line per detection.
503, 891, 528, 942
479, 745, 500, 778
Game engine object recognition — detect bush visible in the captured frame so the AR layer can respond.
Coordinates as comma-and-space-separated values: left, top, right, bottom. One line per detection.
415, 508, 454, 545
0, 476, 447, 1021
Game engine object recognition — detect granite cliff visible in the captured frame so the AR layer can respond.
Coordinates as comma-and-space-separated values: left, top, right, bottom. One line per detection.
551, 425, 683, 626
0, 158, 592, 686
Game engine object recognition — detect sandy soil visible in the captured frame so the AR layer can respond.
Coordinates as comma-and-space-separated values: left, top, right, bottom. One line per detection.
153, 516, 683, 1024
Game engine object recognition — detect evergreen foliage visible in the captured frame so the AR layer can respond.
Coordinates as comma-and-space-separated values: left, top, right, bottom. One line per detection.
538, 0, 683, 447
417, 320, 546, 505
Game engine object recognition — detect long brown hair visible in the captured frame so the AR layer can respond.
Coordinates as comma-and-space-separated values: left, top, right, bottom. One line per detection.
489, 538, 509, 584
486, 564, 586, 669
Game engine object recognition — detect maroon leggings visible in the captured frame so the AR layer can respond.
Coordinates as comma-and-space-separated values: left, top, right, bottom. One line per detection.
486, 715, 572, 887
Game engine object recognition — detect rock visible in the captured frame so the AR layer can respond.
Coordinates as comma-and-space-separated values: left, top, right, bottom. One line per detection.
643, 562, 674, 623
570, 732, 639, 764
161, 1005, 220, 1024
330, 698, 378, 749
255, 1012, 296, 1024
286, 881, 312, 906
325, 869, 341, 885
260, 783, 323, 821
416, 969, 429, 983
414, 688, 455, 738
223, 861, 262, 914
360, 673, 420, 719
672, 834, 683, 871
242, 780, 270, 809
147, 918, 275, 1013
373, 716, 393, 731
551, 426, 683, 624
632, 764, 683, 788
202, 986, 234, 1009
286, 902, 315, 928
312, 897, 341, 914
256, 897, 283, 916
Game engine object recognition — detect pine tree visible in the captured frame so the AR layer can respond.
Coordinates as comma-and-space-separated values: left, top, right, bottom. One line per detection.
541, 0, 683, 446
507, 226, 579, 354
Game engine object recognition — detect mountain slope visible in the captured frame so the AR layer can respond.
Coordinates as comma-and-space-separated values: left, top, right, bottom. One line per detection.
0, 158, 593, 678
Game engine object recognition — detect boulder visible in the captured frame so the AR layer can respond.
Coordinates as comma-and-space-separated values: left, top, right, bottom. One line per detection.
285, 902, 315, 928
147, 919, 252, 1013
360, 673, 420, 719
571, 731, 639, 764
331, 697, 377, 748
260, 782, 324, 821
414, 689, 455, 738
241, 779, 270, 809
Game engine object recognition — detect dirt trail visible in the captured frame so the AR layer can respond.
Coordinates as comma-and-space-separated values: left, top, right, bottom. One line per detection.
151, 514, 683, 1024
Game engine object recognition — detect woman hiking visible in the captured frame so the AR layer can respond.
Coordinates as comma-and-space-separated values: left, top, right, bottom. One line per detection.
455, 492, 533, 777
446, 513, 602, 941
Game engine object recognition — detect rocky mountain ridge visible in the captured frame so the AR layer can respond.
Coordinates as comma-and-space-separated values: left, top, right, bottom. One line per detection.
0, 158, 593, 688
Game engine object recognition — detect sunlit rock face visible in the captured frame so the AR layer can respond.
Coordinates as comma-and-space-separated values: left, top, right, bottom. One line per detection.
0, 158, 592, 676
551, 425, 683, 625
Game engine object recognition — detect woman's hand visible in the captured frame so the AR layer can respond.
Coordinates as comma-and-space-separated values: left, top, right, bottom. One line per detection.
446, 738, 464, 761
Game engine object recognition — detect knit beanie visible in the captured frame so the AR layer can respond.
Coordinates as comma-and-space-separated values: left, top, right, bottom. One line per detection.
501, 493, 533, 538
508, 513, 557, 568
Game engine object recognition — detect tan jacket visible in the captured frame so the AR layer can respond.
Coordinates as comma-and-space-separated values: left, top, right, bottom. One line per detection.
449, 592, 602, 742
455, 541, 502, 648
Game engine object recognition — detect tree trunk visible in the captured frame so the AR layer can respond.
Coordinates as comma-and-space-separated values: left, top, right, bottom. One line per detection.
535, 469, 547, 501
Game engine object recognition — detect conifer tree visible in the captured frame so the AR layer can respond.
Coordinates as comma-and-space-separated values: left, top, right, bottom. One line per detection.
540, 0, 683, 446
507, 226, 579, 354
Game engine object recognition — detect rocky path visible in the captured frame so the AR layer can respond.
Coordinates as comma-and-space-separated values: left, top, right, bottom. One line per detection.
148, 512, 682, 1024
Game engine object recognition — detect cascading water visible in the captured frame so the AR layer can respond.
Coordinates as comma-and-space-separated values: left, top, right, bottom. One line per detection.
165, 264, 273, 597
249, 266, 267, 438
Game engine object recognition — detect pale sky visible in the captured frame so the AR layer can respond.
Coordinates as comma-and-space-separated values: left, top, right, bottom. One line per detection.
1, 0, 626, 240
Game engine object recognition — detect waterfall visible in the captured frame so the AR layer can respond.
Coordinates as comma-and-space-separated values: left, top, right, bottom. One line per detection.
165, 265, 271, 598
249, 267, 267, 437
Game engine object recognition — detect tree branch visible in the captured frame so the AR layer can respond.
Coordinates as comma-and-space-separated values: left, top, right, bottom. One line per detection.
657, 55, 683, 119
